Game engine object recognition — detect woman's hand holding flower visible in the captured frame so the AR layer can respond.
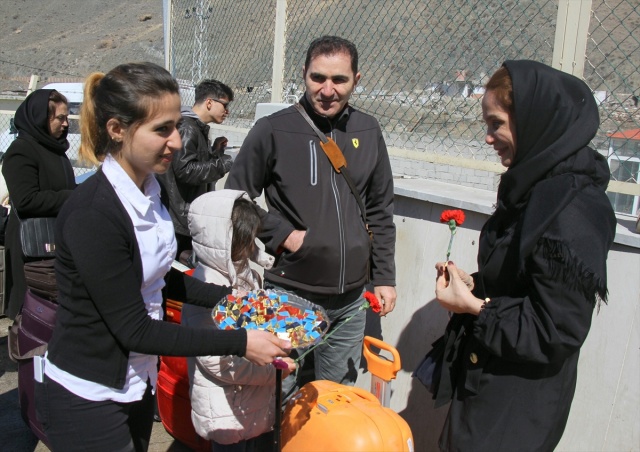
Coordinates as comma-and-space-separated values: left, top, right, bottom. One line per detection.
435, 261, 475, 290
435, 262, 484, 315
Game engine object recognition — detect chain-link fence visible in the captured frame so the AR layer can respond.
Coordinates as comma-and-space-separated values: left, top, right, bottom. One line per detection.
169, 0, 278, 119
586, 1, 640, 215
167, 0, 639, 214
1, 2, 636, 209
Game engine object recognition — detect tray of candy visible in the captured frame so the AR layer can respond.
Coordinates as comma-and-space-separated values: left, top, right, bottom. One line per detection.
212, 289, 330, 348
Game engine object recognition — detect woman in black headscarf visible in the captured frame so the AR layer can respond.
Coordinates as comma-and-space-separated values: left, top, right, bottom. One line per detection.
430, 61, 617, 451
2, 89, 76, 319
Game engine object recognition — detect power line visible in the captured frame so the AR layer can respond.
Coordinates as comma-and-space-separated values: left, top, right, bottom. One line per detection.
0, 58, 83, 78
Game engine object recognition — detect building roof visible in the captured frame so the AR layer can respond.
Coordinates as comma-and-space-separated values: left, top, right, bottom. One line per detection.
607, 129, 640, 140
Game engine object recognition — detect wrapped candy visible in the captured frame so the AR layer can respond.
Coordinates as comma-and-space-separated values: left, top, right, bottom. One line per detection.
212, 289, 329, 348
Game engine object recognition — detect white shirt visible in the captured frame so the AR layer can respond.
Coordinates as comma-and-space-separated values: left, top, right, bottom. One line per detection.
45, 155, 177, 402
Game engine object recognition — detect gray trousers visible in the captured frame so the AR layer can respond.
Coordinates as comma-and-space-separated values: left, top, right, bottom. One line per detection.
268, 283, 367, 402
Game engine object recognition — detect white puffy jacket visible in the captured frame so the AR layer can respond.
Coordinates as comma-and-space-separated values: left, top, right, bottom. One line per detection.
181, 189, 277, 444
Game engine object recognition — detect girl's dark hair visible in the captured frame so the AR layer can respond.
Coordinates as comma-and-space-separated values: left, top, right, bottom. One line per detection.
485, 66, 514, 116
231, 198, 261, 267
79, 62, 179, 164
48, 90, 68, 118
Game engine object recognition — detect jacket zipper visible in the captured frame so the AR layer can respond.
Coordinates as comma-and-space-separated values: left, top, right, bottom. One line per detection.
326, 121, 346, 293
309, 140, 318, 186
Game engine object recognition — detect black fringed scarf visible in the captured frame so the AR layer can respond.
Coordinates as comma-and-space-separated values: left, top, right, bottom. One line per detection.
481, 60, 615, 306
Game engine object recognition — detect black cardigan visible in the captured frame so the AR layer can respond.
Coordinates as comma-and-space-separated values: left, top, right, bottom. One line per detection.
47, 169, 246, 389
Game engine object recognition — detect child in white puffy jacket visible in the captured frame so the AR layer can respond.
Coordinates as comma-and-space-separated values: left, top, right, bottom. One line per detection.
181, 190, 296, 452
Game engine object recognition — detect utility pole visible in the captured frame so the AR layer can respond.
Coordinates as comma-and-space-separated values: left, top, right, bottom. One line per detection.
185, 0, 212, 83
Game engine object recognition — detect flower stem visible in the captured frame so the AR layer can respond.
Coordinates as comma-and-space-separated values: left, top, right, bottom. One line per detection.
295, 309, 359, 364
447, 230, 457, 261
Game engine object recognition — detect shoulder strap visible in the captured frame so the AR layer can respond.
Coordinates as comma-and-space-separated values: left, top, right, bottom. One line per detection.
294, 103, 327, 143
293, 103, 369, 229
294, 103, 346, 172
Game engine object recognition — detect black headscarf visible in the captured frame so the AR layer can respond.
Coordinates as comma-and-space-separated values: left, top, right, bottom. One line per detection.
483, 60, 615, 301
497, 60, 606, 209
14, 89, 70, 155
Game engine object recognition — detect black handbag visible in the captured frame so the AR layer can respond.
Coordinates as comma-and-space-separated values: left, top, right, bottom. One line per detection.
10, 202, 57, 258
8, 288, 58, 363
7, 288, 57, 448
412, 335, 445, 395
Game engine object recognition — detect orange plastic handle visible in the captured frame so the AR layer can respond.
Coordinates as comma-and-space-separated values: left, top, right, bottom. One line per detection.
362, 336, 401, 381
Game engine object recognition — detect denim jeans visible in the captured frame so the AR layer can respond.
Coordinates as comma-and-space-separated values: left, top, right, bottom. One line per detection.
268, 284, 367, 402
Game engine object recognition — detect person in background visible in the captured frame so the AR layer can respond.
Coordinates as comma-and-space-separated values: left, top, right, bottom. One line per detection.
226, 36, 397, 395
2, 89, 76, 319
35, 62, 290, 452
182, 189, 296, 451
158, 79, 234, 257
430, 60, 616, 451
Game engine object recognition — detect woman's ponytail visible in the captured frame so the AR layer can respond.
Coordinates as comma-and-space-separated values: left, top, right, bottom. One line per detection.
79, 72, 104, 165
79, 63, 179, 165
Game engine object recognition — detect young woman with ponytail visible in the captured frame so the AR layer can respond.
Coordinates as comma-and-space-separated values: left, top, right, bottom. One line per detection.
35, 62, 291, 452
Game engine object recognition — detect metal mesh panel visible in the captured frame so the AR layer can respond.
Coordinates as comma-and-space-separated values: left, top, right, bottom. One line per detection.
586, 0, 640, 215
285, 0, 557, 161
165, 0, 639, 212
168, 0, 558, 158
170, 0, 277, 126
0, 113, 16, 156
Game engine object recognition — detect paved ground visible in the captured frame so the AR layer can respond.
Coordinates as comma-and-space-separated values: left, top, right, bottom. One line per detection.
0, 316, 193, 452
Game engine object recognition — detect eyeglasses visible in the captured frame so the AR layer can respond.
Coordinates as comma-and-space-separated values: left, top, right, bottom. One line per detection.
53, 114, 69, 123
209, 98, 230, 111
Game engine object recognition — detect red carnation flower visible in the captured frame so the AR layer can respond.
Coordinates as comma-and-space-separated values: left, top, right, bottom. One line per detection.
364, 291, 382, 313
441, 209, 465, 261
440, 209, 465, 226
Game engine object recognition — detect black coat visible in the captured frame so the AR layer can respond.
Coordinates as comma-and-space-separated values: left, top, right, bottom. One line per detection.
157, 111, 232, 237
436, 61, 616, 451
1, 89, 75, 319
225, 96, 396, 294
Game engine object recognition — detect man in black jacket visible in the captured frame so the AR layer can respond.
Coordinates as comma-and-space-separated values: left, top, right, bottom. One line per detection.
158, 80, 233, 255
226, 36, 396, 390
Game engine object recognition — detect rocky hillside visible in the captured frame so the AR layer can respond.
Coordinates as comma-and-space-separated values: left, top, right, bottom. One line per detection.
0, 0, 164, 93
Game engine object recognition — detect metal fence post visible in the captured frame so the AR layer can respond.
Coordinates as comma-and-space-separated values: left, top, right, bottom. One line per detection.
552, 0, 592, 77
27, 75, 40, 96
271, 0, 287, 103
163, 0, 173, 73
